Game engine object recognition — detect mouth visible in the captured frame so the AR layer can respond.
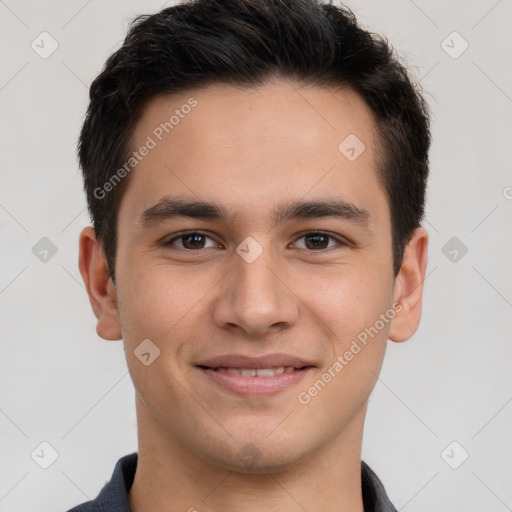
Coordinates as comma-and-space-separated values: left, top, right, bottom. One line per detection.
197, 365, 311, 376
195, 354, 316, 396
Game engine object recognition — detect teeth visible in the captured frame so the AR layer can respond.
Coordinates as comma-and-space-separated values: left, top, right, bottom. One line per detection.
256, 368, 277, 377
218, 366, 294, 376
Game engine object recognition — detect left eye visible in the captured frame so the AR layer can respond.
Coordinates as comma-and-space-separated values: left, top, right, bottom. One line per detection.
292, 232, 345, 250
163, 231, 346, 251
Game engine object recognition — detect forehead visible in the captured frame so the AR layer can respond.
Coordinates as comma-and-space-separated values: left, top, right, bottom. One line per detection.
133, 80, 378, 153
121, 79, 387, 228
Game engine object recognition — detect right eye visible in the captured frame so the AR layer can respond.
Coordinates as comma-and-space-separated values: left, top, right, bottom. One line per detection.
163, 231, 220, 251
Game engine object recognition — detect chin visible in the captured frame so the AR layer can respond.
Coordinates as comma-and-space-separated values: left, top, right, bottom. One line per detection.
203, 433, 307, 475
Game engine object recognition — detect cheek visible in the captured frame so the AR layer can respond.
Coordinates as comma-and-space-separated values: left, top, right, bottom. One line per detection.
117, 262, 206, 342
117, 266, 204, 407
116, 261, 221, 389
301, 262, 394, 345
295, 269, 393, 423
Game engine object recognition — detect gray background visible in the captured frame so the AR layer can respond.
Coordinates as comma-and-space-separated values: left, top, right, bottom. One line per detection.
1, 1, 511, 511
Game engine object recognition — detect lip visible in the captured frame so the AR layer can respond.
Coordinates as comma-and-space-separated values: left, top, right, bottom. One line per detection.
195, 353, 316, 397
197, 366, 313, 396
196, 353, 315, 369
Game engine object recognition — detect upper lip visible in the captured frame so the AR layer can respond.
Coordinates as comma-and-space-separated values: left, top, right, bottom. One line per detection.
196, 353, 315, 369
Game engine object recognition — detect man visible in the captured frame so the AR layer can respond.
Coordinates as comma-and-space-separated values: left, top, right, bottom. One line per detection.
70, 0, 430, 510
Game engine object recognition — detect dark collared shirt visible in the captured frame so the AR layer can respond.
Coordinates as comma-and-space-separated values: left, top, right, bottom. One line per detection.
66, 452, 398, 512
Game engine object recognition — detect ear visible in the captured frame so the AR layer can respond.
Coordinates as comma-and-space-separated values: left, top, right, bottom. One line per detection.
389, 227, 429, 343
78, 226, 122, 341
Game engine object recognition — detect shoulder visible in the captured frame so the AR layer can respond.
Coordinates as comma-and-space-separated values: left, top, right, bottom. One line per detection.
63, 453, 138, 512
361, 460, 398, 512
65, 502, 96, 512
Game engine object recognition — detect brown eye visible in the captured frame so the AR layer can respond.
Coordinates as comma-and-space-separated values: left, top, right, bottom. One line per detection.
304, 233, 329, 250
165, 231, 217, 250
293, 232, 347, 251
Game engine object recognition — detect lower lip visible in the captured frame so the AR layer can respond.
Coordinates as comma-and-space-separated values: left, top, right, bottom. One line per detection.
197, 367, 313, 396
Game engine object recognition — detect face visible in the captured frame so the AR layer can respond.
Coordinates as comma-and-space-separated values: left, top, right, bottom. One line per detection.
81, 79, 426, 473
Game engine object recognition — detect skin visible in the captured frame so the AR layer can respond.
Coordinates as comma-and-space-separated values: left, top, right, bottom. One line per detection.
79, 79, 428, 512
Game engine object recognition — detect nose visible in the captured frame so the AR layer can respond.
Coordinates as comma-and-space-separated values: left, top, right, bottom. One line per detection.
211, 243, 300, 339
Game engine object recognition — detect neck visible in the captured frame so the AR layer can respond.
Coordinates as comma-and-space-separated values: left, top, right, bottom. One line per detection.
128, 395, 367, 512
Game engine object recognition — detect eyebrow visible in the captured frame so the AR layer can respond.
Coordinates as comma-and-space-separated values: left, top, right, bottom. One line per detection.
138, 196, 371, 230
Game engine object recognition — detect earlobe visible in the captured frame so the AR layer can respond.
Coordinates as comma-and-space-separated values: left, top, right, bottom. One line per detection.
78, 226, 123, 341
388, 227, 429, 343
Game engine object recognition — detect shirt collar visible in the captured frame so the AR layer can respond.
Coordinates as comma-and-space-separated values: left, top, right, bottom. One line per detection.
84, 452, 397, 512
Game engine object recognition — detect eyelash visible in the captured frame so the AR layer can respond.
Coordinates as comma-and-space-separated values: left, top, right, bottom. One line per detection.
162, 230, 350, 252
